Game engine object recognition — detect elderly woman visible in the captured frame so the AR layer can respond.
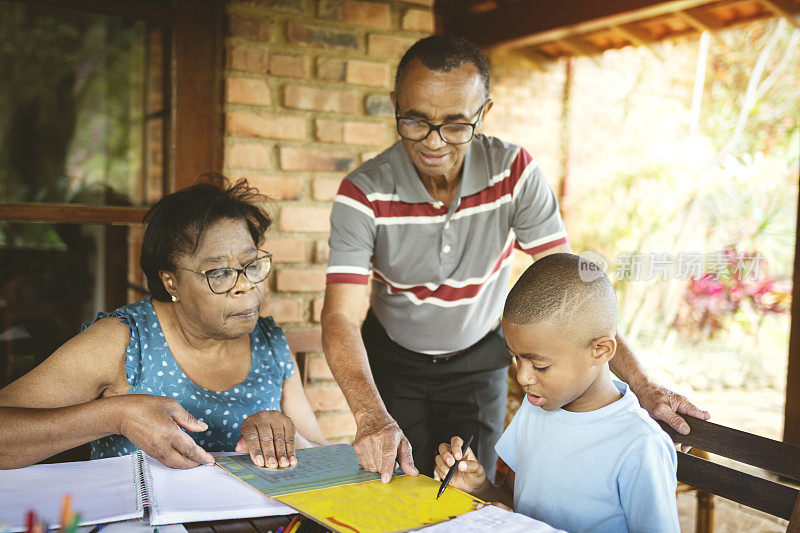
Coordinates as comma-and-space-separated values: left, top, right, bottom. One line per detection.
0, 176, 328, 469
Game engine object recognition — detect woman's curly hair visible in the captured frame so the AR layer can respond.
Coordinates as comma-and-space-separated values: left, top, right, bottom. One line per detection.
140, 174, 272, 301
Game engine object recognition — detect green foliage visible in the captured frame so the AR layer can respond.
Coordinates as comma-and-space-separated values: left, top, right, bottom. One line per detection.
704, 20, 800, 161
0, 1, 146, 247
0, 2, 144, 210
565, 21, 798, 392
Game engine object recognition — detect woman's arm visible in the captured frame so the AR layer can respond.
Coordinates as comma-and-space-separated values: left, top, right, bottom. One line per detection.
0, 397, 123, 469
280, 357, 329, 447
0, 318, 128, 467
0, 318, 214, 469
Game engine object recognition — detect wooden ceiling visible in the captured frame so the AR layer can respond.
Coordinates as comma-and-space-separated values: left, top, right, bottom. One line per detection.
438, 0, 800, 59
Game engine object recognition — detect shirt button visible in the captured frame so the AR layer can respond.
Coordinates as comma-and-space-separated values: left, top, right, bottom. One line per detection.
443, 245, 451, 254
434, 201, 444, 209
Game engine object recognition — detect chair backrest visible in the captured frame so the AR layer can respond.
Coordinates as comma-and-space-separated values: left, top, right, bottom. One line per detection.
658, 415, 800, 531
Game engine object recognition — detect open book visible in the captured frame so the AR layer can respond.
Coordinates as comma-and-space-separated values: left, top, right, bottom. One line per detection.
0, 451, 293, 531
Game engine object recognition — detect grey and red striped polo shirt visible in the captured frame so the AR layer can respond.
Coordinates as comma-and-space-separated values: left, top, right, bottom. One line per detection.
327, 134, 567, 355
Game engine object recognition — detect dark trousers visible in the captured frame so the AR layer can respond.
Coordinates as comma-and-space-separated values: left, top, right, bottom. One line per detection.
361, 311, 510, 481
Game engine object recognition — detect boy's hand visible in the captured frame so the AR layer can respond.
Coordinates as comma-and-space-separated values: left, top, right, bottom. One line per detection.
475, 501, 513, 512
434, 436, 487, 494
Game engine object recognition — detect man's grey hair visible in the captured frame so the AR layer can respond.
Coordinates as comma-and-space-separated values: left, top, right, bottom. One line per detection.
395, 35, 490, 99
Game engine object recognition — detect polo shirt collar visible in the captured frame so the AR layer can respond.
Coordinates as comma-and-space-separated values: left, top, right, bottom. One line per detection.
460, 137, 490, 196
389, 137, 490, 204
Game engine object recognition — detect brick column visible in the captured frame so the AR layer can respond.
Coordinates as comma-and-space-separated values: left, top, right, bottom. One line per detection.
223, 0, 433, 443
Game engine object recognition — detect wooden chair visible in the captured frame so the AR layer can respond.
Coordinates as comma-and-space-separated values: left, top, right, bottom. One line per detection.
675, 447, 716, 533
658, 415, 800, 533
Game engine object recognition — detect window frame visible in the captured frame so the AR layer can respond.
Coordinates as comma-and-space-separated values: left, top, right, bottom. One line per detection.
0, 0, 225, 224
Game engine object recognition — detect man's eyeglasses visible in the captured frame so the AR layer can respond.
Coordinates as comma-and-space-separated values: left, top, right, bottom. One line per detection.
395, 101, 488, 145
176, 252, 273, 294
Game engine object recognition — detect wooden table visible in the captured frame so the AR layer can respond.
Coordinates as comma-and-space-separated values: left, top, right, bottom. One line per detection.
185, 514, 328, 533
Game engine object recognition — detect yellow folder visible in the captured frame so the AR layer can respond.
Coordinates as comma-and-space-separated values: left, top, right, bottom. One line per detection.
275, 473, 479, 533
216, 445, 480, 532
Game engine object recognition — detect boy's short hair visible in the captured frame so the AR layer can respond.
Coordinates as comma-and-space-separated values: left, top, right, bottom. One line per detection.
504, 253, 618, 345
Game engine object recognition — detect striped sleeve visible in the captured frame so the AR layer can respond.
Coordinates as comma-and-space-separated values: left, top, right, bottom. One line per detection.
510, 149, 568, 255
326, 179, 376, 285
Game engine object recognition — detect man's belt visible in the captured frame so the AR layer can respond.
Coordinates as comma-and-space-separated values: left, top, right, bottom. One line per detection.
426, 318, 502, 364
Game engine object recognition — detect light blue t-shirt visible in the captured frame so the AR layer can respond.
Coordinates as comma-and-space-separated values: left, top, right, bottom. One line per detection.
495, 381, 679, 533
82, 298, 295, 459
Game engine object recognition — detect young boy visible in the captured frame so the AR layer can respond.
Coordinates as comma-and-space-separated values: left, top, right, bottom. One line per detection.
435, 253, 680, 532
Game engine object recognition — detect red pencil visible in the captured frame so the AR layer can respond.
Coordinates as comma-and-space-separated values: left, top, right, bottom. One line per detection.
25, 510, 36, 533
284, 515, 300, 533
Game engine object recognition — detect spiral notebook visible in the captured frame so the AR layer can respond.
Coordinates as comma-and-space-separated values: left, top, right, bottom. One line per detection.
0, 451, 293, 531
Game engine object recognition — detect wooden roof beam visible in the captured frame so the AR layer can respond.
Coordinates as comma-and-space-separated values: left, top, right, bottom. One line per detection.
612, 23, 665, 60
558, 37, 604, 64
682, 5, 727, 30
442, 0, 714, 50
675, 10, 729, 48
758, 0, 800, 30
513, 47, 555, 71
559, 36, 606, 56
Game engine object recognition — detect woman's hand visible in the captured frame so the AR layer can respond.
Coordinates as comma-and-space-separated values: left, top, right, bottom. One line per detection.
117, 394, 215, 468
235, 410, 297, 468
434, 435, 487, 495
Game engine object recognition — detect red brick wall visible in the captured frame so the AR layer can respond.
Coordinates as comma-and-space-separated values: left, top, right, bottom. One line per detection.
222, 0, 433, 443
482, 53, 569, 285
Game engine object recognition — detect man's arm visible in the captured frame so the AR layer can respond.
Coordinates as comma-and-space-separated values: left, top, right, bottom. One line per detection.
320, 283, 418, 483
610, 332, 709, 434
531, 243, 710, 433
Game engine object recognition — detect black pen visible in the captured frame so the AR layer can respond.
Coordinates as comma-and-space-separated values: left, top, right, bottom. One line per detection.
436, 434, 474, 499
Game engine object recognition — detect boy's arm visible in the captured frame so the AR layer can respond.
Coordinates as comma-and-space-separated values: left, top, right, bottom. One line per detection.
433, 456, 515, 507
473, 469, 515, 508
618, 436, 681, 532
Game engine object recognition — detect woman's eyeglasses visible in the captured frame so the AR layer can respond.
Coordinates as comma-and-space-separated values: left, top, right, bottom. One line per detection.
176, 252, 272, 294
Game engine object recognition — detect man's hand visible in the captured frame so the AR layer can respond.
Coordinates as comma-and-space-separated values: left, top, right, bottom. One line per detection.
353, 413, 418, 483
434, 436, 487, 495
236, 410, 297, 468
633, 380, 710, 450
118, 394, 215, 469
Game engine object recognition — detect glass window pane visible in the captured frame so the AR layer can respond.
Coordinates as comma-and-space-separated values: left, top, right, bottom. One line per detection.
0, 2, 167, 206
0, 221, 144, 386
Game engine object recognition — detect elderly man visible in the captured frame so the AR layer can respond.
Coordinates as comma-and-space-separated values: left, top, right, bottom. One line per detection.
321, 35, 707, 483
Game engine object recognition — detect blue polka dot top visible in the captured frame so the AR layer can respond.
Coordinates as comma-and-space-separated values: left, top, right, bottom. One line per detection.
82, 297, 295, 459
